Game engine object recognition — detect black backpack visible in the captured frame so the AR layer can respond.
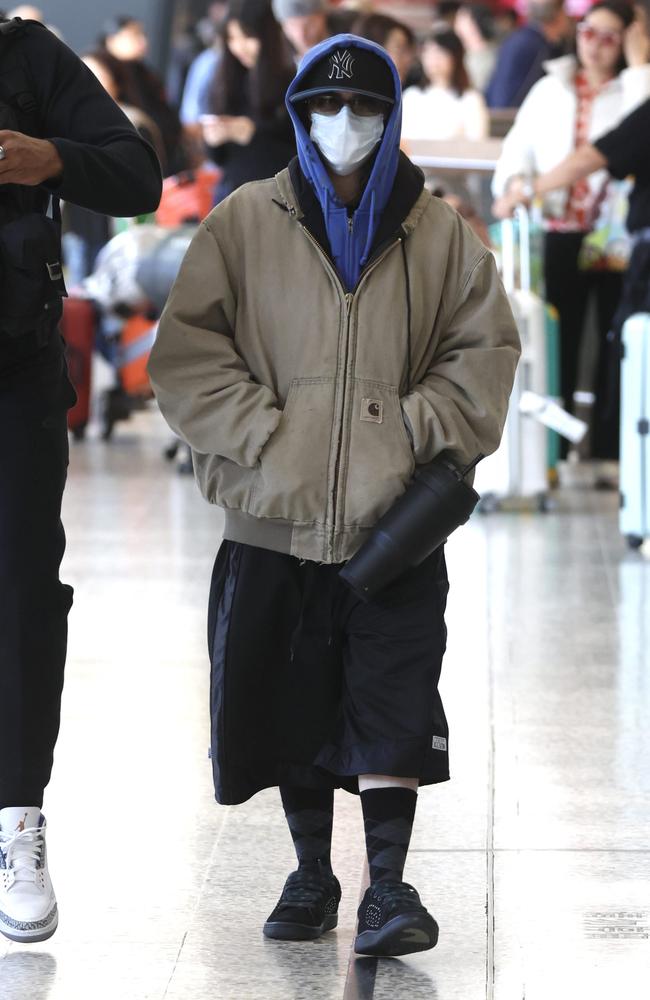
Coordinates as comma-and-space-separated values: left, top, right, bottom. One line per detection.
0, 17, 66, 345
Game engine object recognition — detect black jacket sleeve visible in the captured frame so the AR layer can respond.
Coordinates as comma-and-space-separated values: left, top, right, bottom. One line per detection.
594, 98, 650, 180
18, 23, 163, 216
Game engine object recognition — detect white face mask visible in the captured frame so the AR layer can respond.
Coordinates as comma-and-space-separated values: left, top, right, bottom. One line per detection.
310, 105, 385, 176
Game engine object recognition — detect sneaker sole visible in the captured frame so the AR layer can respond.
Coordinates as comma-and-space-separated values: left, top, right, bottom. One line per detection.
0, 906, 58, 944
263, 913, 338, 941
354, 912, 439, 957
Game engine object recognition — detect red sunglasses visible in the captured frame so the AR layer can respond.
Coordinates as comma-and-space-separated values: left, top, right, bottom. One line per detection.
576, 22, 623, 47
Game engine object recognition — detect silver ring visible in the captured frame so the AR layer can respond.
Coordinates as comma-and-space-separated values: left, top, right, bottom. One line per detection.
0, 145, 6, 160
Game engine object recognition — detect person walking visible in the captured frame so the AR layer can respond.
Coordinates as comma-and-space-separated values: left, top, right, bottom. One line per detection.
149, 34, 518, 957
0, 14, 161, 943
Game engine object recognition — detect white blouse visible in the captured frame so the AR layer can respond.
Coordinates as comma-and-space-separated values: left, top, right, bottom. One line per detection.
401, 84, 489, 142
491, 56, 650, 221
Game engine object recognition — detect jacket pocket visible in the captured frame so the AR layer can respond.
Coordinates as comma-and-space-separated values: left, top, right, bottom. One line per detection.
248, 377, 335, 523
195, 453, 259, 511
341, 379, 415, 528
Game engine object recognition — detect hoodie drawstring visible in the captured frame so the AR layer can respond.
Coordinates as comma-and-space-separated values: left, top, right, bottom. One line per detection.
359, 188, 377, 270
400, 236, 412, 394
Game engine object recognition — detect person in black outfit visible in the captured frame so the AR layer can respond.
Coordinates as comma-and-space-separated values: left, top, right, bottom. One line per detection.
0, 16, 161, 943
202, 0, 296, 203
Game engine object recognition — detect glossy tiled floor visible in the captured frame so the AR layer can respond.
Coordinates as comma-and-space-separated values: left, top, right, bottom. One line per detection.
1, 409, 649, 1000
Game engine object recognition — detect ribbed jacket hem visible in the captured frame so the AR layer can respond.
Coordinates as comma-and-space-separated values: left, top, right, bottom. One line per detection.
223, 509, 294, 555
222, 509, 372, 563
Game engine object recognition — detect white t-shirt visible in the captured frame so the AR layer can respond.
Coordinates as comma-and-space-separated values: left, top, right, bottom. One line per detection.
401, 84, 489, 142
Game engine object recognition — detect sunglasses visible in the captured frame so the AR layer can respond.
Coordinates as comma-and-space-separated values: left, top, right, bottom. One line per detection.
576, 22, 623, 47
306, 93, 388, 118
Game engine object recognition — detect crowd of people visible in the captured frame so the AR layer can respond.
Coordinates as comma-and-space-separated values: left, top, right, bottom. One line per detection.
177, 0, 556, 152
5, 1, 646, 463
57, 0, 649, 464
11, 0, 649, 185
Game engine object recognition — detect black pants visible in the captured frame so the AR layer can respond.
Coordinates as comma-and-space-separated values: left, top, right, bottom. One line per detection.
208, 541, 450, 805
0, 332, 75, 808
544, 231, 623, 459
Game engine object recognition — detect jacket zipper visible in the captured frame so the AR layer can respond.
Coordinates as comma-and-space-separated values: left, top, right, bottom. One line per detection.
329, 291, 354, 561
295, 215, 402, 559
347, 215, 354, 287
329, 242, 403, 557
299, 223, 351, 559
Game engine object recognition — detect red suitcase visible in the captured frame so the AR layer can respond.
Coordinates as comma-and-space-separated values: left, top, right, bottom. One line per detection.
61, 296, 96, 440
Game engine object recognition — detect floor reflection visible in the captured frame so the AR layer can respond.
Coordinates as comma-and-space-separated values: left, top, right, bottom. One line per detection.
0, 412, 645, 999
0, 953, 56, 1000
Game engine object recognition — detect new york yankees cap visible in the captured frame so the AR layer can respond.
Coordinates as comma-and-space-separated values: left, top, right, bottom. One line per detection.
289, 44, 395, 105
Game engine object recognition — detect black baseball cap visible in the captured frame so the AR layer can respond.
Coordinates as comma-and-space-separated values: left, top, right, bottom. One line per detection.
289, 45, 395, 105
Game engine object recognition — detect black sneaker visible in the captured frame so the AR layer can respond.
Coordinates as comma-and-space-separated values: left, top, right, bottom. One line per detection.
263, 863, 341, 941
355, 881, 439, 957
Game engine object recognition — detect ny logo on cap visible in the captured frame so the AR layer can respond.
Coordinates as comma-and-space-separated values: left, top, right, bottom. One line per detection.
328, 50, 354, 81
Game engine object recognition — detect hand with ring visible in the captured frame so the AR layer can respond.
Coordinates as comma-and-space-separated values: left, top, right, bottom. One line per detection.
0, 130, 64, 185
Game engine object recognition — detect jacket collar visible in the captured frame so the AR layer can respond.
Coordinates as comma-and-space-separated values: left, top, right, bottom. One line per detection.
275, 151, 428, 270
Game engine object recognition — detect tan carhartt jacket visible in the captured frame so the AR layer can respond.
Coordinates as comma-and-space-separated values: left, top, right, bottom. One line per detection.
148, 167, 520, 563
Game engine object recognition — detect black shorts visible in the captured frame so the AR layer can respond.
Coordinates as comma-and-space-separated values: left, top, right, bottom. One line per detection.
208, 540, 450, 804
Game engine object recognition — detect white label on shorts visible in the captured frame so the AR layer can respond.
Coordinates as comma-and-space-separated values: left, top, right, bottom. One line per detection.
432, 736, 447, 752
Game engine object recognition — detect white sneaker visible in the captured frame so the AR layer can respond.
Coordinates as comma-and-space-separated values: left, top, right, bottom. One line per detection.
0, 807, 58, 943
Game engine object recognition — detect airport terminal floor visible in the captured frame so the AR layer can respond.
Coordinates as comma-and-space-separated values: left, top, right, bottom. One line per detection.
1, 406, 649, 1000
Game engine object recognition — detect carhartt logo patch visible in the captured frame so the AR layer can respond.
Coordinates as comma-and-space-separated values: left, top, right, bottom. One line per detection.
432, 736, 447, 752
329, 50, 354, 81
361, 398, 383, 423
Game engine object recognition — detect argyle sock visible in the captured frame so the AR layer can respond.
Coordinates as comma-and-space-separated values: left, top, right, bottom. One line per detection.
360, 787, 418, 884
280, 785, 334, 872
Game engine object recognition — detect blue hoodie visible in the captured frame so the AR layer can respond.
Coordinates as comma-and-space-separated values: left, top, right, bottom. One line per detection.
285, 35, 402, 292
